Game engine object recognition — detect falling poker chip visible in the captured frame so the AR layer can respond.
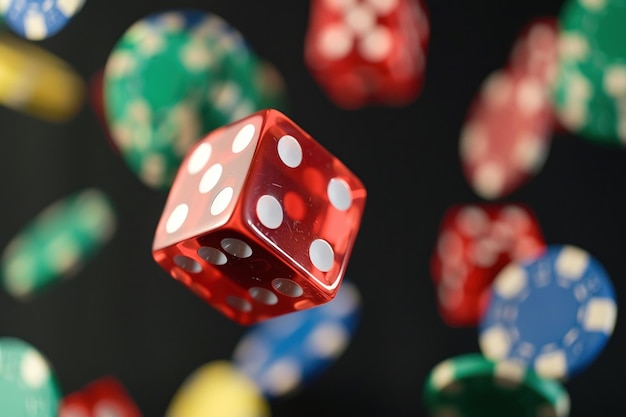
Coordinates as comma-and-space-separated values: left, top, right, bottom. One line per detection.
0, 0, 86, 40
507, 16, 559, 87
232, 280, 362, 398
553, 0, 626, 144
0, 337, 62, 417
103, 9, 227, 190
103, 9, 267, 190
459, 69, 554, 200
0, 33, 85, 122
479, 244, 618, 380
423, 353, 570, 417
164, 360, 270, 417
0, 188, 117, 299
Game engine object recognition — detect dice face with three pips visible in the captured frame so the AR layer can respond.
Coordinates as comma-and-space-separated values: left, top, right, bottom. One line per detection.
152, 109, 366, 325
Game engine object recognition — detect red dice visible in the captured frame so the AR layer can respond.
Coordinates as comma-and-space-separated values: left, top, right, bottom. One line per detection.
304, 0, 429, 109
430, 204, 546, 327
59, 376, 142, 417
152, 109, 367, 325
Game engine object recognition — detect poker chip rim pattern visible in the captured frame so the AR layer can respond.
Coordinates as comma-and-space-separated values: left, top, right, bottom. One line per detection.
478, 244, 618, 379
0, 0, 86, 40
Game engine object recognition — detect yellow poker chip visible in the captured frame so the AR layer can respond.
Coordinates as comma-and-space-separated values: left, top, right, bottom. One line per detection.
165, 360, 270, 417
0, 33, 85, 122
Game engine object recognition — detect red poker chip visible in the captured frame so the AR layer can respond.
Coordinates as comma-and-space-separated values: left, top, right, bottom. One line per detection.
459, 69, 555, 200
507, 16, 559, 87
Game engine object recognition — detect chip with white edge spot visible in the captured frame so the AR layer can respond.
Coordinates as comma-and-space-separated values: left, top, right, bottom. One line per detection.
0, 337, 61, 417
424, 353, 570, 417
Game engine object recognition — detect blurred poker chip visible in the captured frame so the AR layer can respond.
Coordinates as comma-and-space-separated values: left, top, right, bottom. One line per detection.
507, 16, 559, 88
552, 0, 626, 145
423, 353, 570, 417
459, 69, 554, 200
0, 0, 86, 40
165, 360, 270, 417
0, 188, 117, 299
0, 337, 62, 417
0, 33, 85, 122
103, 9, 289, 190
232, 280, 362, 398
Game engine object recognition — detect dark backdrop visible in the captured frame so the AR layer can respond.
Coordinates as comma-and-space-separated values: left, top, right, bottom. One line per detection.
1, 1, 624, 416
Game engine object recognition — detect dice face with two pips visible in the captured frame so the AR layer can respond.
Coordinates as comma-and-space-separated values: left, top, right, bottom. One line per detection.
152, 109, 366, 324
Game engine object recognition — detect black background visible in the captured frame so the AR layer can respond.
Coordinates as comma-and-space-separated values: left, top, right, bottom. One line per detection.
1, 0, 625, 416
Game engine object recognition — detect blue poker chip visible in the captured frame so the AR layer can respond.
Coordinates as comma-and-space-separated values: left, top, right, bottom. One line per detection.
0, 0, 86, 40
479, 244, 617, 380
232, 281, 362, 398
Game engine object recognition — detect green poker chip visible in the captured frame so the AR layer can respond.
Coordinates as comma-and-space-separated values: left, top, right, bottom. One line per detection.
200, 21, 263, 130
104, 10, 232, 189
553, 56, 623, 144
0, 188, 116, 299
423, 353, 570, 417
202, 53, 290, 130
104, 9, 289, 190
553, 0, 626, 144
0, 338, 61, 417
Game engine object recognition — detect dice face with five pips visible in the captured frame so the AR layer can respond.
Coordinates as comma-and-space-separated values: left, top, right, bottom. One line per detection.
152, 109, 367, 325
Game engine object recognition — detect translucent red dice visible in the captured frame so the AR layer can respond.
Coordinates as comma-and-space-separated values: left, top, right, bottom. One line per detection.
152, 109, 367, 325
59, 376, 142, 417
304, 0, 430, 109
430, 204, 546, 327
